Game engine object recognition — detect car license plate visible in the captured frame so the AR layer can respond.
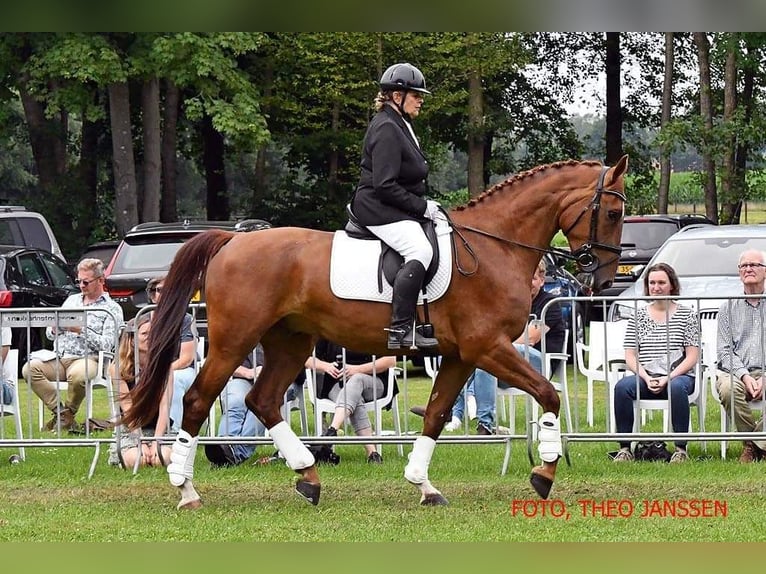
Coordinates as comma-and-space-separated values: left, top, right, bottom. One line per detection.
618, 264, 634, 275
191, 290, 201, 302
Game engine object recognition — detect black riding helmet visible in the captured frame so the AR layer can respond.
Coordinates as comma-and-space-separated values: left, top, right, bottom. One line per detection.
379, 63, 431, 95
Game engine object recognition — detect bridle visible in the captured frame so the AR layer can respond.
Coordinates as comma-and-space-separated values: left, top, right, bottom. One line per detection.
446, 165, 627, 276
558, 166, 627, 273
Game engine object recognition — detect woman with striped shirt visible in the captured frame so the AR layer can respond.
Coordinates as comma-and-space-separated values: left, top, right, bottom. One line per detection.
612, 263, 699, 463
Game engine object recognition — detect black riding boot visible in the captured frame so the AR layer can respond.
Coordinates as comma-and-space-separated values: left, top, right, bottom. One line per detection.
387, 260, 438, 350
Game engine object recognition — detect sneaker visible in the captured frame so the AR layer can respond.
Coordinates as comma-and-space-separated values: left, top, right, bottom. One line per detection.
612, 449, 634, 462
444, 417, 462, 432
669, 450, 689, 464
496, 425, 512, 435
476, 422, 494, 435
45, 406, 75, 432
204, 443, 238, 468
367, 451, 383, 464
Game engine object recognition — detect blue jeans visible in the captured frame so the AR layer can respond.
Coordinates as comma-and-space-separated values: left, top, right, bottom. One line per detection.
613, 374, 695, 450
452, 373, 495, 429
169, 366, 197, 433
512, 344, 542, 374
217, 377, 267, 464
1, 380, 11, 405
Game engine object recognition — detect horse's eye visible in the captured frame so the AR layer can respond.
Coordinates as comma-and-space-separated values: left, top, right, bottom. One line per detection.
607, 209, 621, 222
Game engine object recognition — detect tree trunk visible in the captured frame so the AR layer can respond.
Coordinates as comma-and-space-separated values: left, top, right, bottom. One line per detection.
141, 77, 161, 223
201, 114, 229, 221
160, 79, 180, 222
108, 81, 139, 236
737, 56, 754, 223
467, 70, 484, 198
693, 32, 718, 224
251, 67, 272, 219
78, 112, 100, 245
720, 38, 742, 224
658, 33, 674, 214
604, 32, 623, 165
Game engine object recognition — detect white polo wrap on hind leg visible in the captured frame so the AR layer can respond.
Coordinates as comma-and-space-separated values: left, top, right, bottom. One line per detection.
537, 412, 562, 462
269, 421, 315, 470
404, 436, 436, 484
168, 430, 199, 487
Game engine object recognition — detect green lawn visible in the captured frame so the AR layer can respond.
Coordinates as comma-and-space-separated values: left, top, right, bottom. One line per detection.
1, 362, 764, 542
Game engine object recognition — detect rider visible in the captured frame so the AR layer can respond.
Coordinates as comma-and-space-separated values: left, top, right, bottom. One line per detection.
350, 62, 440, 350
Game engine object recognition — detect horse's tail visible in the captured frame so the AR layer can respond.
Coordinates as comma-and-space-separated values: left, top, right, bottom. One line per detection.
122, 229, 236, 429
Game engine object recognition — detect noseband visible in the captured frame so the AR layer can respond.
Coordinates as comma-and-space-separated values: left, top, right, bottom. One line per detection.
557, 166, 626, 273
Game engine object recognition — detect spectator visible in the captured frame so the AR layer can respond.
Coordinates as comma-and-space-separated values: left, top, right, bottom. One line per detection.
145, 276, 197, 433
716, 249, 766, 463
307, 339, 397, 463
612, 262, 699, 463
108, 314, 172, 468
24, 258, 123, 433
204, 345, 266, 467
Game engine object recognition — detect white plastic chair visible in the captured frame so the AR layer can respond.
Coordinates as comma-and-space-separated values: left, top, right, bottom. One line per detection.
305, 352, 402, 456
574, 320, 629, 427
0, 350, 24, 460
281, 379, 309, 435
36, 350, 115, 431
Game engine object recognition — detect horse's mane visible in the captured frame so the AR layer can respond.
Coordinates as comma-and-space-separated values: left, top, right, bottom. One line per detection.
453, 158, 603, 212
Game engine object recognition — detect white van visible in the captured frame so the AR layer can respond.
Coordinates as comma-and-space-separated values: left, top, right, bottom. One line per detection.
0, 206, 64, 261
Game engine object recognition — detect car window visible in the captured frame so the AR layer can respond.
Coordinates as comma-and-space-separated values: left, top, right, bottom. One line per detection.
112, 237, 188, 273
621, 222, 679, 250
40, 252, 75, 288
18, 253, 51, 287
651, 236, 766, 276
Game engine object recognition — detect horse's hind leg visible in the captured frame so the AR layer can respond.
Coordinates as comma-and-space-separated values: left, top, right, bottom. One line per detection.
406, 358, 474, 506
252, 331, 321, 505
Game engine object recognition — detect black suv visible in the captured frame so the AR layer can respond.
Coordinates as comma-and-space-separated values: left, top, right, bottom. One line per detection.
104, 219, 271, 321
595, 213, 715, 311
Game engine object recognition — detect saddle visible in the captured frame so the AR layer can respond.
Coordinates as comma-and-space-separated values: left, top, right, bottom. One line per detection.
344, 205, 441, 293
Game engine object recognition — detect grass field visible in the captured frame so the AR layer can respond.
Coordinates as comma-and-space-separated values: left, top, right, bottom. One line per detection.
2, 362, 766, 543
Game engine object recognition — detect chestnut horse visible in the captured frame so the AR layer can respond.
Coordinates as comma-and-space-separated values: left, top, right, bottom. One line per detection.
124, 156, 628, 510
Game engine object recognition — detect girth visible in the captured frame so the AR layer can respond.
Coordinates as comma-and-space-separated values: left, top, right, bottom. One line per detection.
344, 205, 440, 293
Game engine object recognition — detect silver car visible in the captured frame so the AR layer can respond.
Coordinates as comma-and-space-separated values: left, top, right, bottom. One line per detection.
609, 224, 766, 321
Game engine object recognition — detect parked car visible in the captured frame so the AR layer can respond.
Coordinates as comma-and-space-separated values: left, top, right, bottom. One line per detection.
0, 205, 65, 261
104, 219, 272, 323
609, 224, 766, 321
0, 245, 79, 369
78, 240, 120, 268
601, 213, 715, 300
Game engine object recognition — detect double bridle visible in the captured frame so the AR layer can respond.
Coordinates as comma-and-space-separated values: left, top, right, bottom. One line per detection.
447, 165, 627, 276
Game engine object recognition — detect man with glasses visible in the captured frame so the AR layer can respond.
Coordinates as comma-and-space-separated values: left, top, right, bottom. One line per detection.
145, 276, 197, 433
23, 258, 123, 433
716, 249, 766, 462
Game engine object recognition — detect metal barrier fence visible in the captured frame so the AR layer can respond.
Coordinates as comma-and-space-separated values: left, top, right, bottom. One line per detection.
4, 292, 766, 476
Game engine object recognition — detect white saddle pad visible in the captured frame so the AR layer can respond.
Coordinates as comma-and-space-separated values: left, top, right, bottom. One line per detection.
330, 219, 453, 304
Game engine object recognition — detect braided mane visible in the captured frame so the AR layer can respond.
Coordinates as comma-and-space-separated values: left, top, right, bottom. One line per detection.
453, 158, 603, 212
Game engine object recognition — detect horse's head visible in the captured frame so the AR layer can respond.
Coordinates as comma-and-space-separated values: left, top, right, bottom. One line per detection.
561, 155, 629, 293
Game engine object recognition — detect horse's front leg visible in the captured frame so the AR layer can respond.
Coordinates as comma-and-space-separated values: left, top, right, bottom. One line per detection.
405, 358, 474, 506
480, 348, 562, 499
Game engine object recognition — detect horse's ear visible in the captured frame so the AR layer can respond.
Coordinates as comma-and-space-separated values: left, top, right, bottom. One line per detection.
605, 154, 629, 186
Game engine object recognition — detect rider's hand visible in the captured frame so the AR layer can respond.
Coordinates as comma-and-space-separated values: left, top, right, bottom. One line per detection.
423, 200, 441, 220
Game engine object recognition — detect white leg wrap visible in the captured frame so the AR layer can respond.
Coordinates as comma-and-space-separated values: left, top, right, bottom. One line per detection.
537, 412, 562, 463
269, 421, 315, 470
404, 436, 436, 485
168, 430, 199, 487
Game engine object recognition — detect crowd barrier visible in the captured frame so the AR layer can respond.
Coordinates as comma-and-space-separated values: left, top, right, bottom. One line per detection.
3, 293, 766, 476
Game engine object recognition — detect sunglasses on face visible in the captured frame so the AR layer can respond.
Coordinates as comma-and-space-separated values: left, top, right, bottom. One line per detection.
76, 278, 99, 287
148, 286, 163, 294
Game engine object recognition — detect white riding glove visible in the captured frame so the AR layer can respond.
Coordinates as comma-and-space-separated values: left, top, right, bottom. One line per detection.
423, 200, 441, 220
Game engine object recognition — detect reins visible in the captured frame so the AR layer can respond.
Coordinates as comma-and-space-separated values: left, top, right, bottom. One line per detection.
441, 165, 627, 277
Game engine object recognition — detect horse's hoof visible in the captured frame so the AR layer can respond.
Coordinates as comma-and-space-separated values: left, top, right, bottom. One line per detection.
295, 480, 321, 506
529, 471, 553, 499
421, 492, 449, 506
177, 498, 203, 510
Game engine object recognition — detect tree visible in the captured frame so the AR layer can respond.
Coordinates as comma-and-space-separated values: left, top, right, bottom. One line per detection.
657, 32, 674, 214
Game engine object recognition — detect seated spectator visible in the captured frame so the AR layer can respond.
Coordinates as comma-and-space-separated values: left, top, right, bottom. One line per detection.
204, 345, 268, 467
108, 314, 173, 468
145, 276, 197, 433
716, 249, 766, 462
307, 339, 397, 463
612, 262, 699, 463
23, 258, 123, 433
